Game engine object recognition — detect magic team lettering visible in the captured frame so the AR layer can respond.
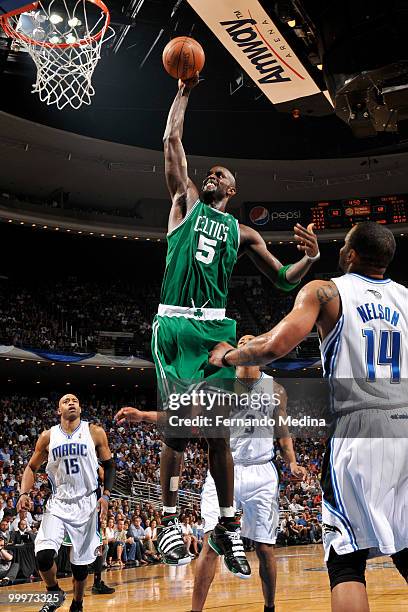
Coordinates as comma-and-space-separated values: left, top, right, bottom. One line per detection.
356, 303, 400, 327
52, 443, 88, 461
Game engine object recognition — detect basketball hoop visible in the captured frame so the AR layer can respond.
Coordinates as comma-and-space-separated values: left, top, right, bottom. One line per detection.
0, 0, 114, 109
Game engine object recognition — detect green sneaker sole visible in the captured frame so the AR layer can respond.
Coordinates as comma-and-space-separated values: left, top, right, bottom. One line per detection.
208, 536, 223, 556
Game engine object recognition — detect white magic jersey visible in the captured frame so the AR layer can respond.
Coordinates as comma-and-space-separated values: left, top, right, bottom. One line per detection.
320, 273, 408, 415
230, 372, 276, 465
46, 420, 99, 502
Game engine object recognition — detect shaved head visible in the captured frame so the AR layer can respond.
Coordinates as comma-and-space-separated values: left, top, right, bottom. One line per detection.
210, 166, 236, 189
200, 165, 237, 209
58, 394, 81, 421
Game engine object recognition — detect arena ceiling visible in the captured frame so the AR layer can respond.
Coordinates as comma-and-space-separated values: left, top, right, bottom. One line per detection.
0, 0, 407, 160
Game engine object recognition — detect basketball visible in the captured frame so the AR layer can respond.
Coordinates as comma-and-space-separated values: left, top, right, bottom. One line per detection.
162, 36, 205, 80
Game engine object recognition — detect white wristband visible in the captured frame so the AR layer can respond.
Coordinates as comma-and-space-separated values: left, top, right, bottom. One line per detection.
306, 251, 320, 262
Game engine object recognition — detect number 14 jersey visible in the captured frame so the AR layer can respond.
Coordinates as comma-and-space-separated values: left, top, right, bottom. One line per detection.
160, 200, 240, 309
320, 273, 408, 414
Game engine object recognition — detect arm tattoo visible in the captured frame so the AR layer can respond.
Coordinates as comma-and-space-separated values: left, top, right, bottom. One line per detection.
316, 284, 339, 305
235, 343, 278, 366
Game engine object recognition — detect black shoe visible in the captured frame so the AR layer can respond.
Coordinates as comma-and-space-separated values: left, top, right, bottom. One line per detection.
208, 518, 251, 579
39, 590, 66, 612
92, 580, 116, 594
156, 517, 191, 566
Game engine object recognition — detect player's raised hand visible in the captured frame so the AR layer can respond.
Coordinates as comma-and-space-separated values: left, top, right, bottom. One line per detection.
293, 223, 319, 259
290, 462, 307, 480
114, 406, 144, 425
209, 341, 235, 368
178, 71, 200, 92
16, 492, 31, 512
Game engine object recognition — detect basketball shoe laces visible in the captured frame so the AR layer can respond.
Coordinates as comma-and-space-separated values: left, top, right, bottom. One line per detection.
225, 526, 246, 559
157, 517, 187, 557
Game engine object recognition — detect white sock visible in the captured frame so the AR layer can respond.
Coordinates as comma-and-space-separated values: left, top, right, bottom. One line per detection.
163, 506, 177, 514
219, 506, 235, 518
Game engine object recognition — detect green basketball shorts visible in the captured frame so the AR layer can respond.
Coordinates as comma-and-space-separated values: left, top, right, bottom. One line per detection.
151, 305, 236, 401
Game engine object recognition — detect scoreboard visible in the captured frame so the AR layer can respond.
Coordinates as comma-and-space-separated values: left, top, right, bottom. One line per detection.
311, 195, 408, 230
245, 194, 408, 231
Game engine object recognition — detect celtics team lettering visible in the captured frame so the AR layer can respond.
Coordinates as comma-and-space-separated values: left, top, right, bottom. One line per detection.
194, 214, 230, 265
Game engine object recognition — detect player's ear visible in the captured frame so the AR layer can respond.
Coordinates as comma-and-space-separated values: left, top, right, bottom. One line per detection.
227, 185, 236, 198
348, 248, 358, 265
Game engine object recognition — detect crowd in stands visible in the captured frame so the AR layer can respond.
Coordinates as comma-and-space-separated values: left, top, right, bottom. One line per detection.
0, 276, 299, 357
1, 190, 138, 219
0, 391, 326, 586
0, 278, 160, 355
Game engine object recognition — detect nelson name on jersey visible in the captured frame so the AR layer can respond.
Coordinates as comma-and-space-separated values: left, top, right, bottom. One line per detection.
356, 302, 400, 327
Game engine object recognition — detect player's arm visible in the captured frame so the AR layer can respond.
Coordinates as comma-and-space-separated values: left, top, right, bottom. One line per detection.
239, 223, 319, 289
91, 425, 116, 504
274, 384, 306, 479
17, 430, 50, 511
164, 76, 200, 230
210, 280, 328, 367
114, 406, 166, 425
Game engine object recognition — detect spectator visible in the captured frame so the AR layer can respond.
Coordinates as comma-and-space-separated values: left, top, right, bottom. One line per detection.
1, 479, 14, 495
181, 517, 198, 558
192, 517, 204, 546
2, 499, 16, 519
296, 513, 311, 543
106, 517, 122, 568
115, 519, 134, 566
0, 535, 20, 586
309, 517, 322, 544
127, 517, 148, 566
144, 519, 158, 556
288, 495, 304, 514
11, 509, 33, 532
9, 520, 35, 545
0, 520, 10, 544
277, 513, 290, 546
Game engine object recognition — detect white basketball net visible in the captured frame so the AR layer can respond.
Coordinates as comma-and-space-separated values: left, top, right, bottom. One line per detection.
1, 0, 114, 110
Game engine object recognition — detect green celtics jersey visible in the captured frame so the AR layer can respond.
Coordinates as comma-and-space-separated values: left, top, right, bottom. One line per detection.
160, 200, 240, 309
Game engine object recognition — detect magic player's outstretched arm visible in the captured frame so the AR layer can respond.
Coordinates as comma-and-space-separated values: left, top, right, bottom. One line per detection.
163, 75, 200, 233
209, 280, 340, 367
239, 223, 320, 289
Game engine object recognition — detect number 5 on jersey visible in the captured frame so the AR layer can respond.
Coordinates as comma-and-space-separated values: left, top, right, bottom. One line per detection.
196, 234, 217, 265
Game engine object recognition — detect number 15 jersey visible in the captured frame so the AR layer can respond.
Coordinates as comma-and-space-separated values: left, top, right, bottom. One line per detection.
320, 273, 408, 414
160, 200, 240, 309
46, 421, 99, 502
